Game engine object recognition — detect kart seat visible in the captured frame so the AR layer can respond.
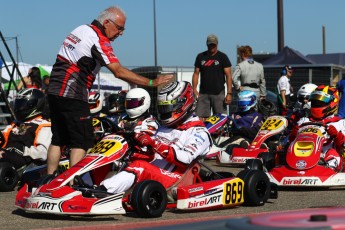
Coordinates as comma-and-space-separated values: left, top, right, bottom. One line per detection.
166, 156, 203, 201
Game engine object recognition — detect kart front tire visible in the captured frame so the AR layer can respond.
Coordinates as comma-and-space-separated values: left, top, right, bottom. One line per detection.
0, 162, 19, 192
131, 180, 167, 218
237, 169, 270, 206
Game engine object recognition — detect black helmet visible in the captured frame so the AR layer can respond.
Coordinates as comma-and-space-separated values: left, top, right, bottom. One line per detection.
258, 99, 277, 118
14, 88, 46, 121
106, 90, 127, 114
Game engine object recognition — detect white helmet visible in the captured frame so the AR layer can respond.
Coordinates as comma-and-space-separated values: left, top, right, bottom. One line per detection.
88, 91, 104, 114
125, 88, 151, 118
297, 83, 317, 103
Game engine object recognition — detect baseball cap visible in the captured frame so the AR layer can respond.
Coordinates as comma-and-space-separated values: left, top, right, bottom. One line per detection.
207, 34, 218, 45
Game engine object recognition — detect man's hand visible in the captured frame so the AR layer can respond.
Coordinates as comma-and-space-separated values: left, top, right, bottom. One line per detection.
154, 74, 174, 87
193, 88, 199, 98
225, 94, 232, 104
134, 133, 155, 147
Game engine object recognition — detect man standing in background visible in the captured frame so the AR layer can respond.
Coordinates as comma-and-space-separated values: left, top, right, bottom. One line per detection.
232, 45, 266, 103
192, 34, 232, 121
277, 65, 294, 115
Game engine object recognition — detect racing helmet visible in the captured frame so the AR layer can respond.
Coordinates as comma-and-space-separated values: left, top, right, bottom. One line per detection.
310, 85, 339, 119
106, 90, 127, 114
88, 91, 104, 114
297, 83, 317, 103
157, 81, 196, 127
92, 117, 116, 142
125, 88, 151, 119
258, 99, 277, 118
237, 90, 257, 112
14, 88, 46, 122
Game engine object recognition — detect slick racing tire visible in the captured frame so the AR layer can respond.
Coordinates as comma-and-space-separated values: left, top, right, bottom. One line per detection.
131, 180, 167, 218
257, 151, 276, 171
237, 169, 270, 206
0, 162, 19, 192
245, 158, 263, 171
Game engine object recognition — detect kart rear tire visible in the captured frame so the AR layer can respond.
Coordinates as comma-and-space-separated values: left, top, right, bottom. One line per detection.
237, 169, 270, 206
0, 162, 19, 192
257, 152, 276, 171
131, 180, 167, 218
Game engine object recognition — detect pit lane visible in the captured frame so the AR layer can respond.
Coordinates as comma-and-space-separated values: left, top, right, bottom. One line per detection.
2, 161, 345, 230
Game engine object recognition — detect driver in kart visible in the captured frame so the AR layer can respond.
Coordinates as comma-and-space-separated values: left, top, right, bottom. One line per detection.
289, 85, 345, 171
0, 89, 52, 170
217, 90, 264, 164
99, 81, 212, 193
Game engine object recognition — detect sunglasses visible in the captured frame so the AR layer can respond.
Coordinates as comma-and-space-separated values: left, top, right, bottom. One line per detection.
108, 19, 125, 32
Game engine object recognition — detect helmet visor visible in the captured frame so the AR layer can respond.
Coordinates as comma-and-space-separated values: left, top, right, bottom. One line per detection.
310, 91, 332, 108
14, 98, 33, 113
238, 98, 253, 107
157, 99, 184, 114
125, 97, 145, 109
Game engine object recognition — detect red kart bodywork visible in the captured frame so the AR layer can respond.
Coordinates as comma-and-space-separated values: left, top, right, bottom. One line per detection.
217, 116, 288, 165
266, 123, 345, 187
16, 134, 264, 216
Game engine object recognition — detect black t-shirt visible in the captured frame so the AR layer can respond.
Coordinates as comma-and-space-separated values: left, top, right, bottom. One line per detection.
194, 50, 231, 95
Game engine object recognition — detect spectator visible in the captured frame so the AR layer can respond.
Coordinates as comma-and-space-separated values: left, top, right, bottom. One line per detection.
99, 81, 212, 193
277, 65, 294, 116
192, 34, 232, 121
0, 89, 51, 171
232, 45, 266, 103
17, 67, 42, 90
41, 75, 50, 93
46, 6, 173, 175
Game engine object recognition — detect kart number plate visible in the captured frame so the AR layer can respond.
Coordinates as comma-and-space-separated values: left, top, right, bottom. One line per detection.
205, 115, 220, 125
222, 178, 244, 206
89, 139, 123, 156
261, 118, 284, 131
300, 126, 323, 136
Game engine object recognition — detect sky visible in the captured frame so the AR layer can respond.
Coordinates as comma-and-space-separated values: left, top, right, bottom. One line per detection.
1, 0, 345, 69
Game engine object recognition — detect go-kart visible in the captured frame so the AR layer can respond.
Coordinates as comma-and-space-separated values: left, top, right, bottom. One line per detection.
203, 113, 233, 159
15, 131, 277, 218
0, 116, 117, 192
256, 121, 345, 187
216, 115, 288, 166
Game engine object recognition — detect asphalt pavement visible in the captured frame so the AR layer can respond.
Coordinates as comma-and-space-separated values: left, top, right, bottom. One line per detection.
2, 161, 345, 230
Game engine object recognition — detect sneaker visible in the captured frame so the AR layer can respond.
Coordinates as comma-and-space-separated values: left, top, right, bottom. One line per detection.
216, 150, 231, 164
326, 158, 341, 171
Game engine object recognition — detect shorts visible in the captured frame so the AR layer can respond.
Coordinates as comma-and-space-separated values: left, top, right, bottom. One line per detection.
195, 90, 227, 117
48, 95, 94, 150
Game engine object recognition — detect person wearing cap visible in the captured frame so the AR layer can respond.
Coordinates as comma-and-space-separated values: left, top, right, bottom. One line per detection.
232, 45, 266, 104
277, 65, 294, 115
192, 34, 232, 121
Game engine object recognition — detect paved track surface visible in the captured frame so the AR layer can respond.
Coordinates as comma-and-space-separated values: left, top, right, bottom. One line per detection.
2, 161, 345, 230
